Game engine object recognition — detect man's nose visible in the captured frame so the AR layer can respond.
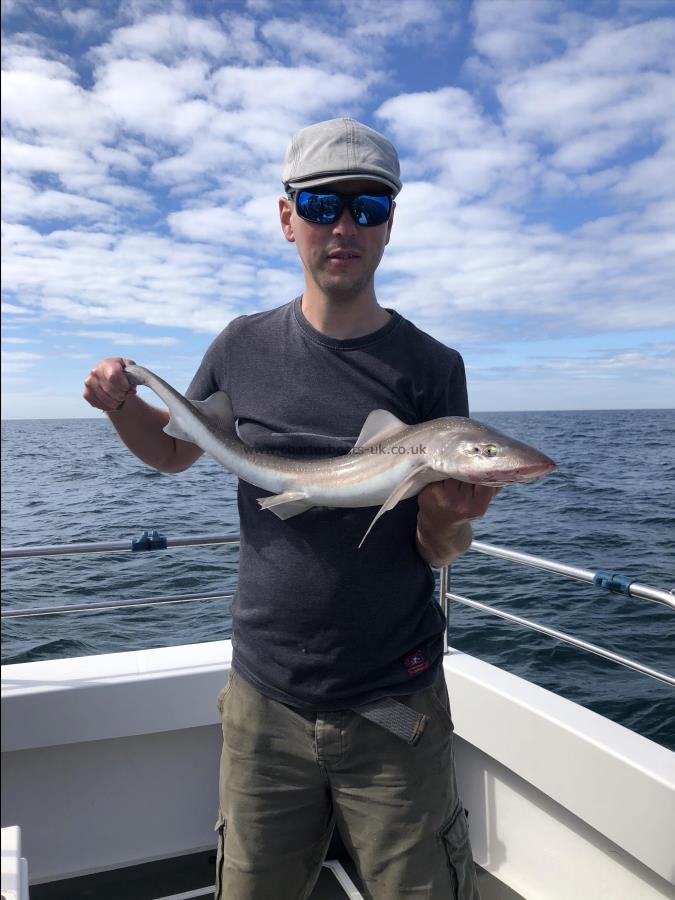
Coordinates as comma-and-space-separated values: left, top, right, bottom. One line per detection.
331, 206, 358, 237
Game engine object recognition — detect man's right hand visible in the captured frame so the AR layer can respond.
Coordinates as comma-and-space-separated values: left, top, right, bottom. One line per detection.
83, 357, 138, 412
82, 357, 202, 473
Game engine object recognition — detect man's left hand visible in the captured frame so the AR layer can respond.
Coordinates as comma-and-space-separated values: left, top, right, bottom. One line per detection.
415, 478, 500, 567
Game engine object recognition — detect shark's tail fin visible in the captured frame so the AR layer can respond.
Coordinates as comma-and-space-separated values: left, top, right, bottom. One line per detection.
124, 364, 150, 388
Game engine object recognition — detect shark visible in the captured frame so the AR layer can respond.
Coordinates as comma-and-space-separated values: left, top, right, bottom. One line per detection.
124, 364, 556, 545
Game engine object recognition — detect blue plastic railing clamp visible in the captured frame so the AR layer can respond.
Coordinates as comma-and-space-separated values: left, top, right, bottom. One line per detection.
131, 530, 168, 552
593, 570, 635, 595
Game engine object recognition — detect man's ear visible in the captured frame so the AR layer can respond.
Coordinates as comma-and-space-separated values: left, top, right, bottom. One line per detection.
279, 197, 295, 243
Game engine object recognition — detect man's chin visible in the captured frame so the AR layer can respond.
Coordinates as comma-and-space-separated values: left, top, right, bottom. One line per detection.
318, 273, 372, 299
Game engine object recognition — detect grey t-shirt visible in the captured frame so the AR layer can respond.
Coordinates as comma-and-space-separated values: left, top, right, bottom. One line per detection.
187, 297, 468, 709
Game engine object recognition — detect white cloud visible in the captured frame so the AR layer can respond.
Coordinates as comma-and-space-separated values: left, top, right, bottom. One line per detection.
377, 171, 674, 345
1, 221, 266, 334
1, 301, 36, 315
470, 0, 596, 72
1, 53, 113, 146
100, 12, 234, 61
259, 0, 451, 69
93, 57, 211, 143
1, 350, 46, 374
348, 0, 449, 42
61, 7, 101, 34
3, 136, 97, 177
497, 20, 675, 173
211, 65, 365, 120
1, 137, 153, 209
613, 142, 675, 201
2, 176, 115, 223
168, 206, 255, 245
261, 20, 365, 70
167, 189, 285, 247
477, 343, 675, 383
378, 88, 536, 199
147, 63, 367, 190
64, 330, 179, 346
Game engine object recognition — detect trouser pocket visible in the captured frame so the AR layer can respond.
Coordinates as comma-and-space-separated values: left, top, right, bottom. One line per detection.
216, 671, 236, 718
440, 800, 481, 899
214, 815, 226, 900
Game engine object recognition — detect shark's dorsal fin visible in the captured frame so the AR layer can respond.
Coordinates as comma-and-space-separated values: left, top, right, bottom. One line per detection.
358, 463, 430, 548
163, 391, 234, 443
351, 410, 409, 452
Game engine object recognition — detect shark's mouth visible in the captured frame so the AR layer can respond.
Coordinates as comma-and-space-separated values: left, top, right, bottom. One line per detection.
458, 463, 556, 486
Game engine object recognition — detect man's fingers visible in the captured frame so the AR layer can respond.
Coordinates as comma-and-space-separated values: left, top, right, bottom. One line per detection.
83, 359, 137, 411
419, 478, 501, 522
84, 379, 124, 411
465, 484, 500, 517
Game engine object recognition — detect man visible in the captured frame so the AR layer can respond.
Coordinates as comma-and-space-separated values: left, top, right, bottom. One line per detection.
84, 118, 496, 899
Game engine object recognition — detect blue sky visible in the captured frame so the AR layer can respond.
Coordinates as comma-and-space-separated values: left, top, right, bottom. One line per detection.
2, 0, 674, 418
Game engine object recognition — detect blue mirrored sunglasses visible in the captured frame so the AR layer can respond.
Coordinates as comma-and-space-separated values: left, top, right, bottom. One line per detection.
290, 189, 393, 227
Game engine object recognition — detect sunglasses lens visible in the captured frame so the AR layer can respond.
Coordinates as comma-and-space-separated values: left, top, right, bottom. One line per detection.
295, 191, 343, 224
294, 191, 392, 226
351, 194, 391, 226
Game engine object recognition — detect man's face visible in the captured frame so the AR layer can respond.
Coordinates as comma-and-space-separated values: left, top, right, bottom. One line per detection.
279, 178, 395, 301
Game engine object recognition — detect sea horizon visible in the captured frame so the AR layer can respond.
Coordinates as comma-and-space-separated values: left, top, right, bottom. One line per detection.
2, 406, 674, 424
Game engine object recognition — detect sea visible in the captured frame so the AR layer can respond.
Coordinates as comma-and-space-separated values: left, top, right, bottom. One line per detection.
2, 409, 674, 751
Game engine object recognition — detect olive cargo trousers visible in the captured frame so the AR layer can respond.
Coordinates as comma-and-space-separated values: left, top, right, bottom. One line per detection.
215, 669, 481, 900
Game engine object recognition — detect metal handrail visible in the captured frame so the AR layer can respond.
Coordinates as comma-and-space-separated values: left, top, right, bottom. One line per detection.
2, 533, 670, 608
0, 533, 241, 560
1, 591, 234, 619
470, 541, 674, 609
446, 591, 675, 688
2, 532, 673, 687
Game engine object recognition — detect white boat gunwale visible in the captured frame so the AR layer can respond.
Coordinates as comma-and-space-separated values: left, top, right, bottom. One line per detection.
2, 638, 674, 897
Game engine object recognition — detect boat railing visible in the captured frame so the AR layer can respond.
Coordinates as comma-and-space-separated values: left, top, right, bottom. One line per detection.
2, 533, 673, 687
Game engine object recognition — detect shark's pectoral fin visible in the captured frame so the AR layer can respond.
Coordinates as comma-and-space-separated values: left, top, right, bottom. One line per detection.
359, 464, 431, 549
258, 491, 313, 520
163, 391, 235, 444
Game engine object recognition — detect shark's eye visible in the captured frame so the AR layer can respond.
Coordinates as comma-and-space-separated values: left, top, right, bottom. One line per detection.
483, 444, 498, 457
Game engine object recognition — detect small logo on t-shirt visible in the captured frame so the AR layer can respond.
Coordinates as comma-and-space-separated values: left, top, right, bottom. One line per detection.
403, 649, 431, 676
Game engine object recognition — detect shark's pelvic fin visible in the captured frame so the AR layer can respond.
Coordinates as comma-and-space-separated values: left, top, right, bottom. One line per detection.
257, 491, 313, 520
164, 391, 234, 443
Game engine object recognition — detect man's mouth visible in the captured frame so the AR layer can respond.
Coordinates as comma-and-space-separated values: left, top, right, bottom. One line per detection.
327, 249, 360, 260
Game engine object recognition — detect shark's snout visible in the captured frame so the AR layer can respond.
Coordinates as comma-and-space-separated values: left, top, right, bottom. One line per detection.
510, 451, 557, 483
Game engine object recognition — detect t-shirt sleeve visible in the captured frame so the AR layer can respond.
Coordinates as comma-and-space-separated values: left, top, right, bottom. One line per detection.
185, 324, 236, 401
425, 351, 469, 419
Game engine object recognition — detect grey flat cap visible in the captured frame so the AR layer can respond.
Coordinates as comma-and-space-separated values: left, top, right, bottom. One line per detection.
283, 117, 402, 196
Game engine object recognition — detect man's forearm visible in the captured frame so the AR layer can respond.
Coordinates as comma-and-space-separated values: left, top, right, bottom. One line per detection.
107, 394, 198, 473
416, 520, 473, 568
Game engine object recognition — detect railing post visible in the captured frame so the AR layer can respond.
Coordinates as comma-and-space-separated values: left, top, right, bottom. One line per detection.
439, 566, 449, 653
